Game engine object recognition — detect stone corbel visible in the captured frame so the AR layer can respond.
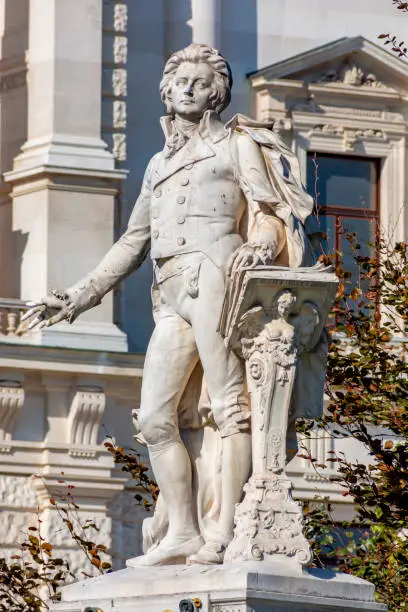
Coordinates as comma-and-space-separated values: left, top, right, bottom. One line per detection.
0, 382, 24, 443
68, 387, 106, 447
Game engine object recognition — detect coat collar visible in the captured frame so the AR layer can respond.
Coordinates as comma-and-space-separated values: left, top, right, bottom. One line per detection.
160, 110, 228, 144
153, 111, 228, 188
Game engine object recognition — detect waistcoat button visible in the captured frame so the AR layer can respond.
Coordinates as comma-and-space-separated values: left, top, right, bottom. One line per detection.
177, 215, 186, 224
185, 163, 194, 170
152, 230, 159, 239
176, 195, 186, 204
154, 188, 162, 198
180, 177, 189, 186
177, 236, 186, 246
151, 207, 159, 219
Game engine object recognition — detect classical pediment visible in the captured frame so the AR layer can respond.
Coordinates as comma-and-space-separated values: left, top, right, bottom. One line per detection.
250, 36, 408, 97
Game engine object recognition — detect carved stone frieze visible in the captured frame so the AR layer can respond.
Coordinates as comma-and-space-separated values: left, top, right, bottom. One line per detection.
309, 124, 387, 152
0, 383, 24, 442
317, 105, 404, 122
112, 68, 127, 96
314, 58, 385, 88
113, 133, 127, 161
114, 36, 128, 64
114, 3, 128, 32
68, 388, 106, 446
113, 100, 127, 128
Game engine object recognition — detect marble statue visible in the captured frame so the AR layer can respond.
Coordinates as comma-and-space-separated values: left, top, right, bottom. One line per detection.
23, 43, 327, 567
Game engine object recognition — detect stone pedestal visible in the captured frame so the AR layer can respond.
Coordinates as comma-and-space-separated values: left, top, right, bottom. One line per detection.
219, 264, 338, 567
50, 561, 386, 611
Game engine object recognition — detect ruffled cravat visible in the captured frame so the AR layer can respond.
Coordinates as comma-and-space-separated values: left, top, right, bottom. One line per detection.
164, 117, 200, 158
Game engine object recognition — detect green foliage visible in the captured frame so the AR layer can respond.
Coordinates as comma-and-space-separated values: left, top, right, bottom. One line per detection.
300, 232, 408, 611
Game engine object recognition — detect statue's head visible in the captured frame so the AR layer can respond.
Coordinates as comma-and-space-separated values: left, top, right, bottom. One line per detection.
275, 289, 296, 318
160, 43, 232, 120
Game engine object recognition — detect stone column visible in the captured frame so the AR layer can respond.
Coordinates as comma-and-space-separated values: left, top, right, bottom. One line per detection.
191, 0, 221, 48
0, 0, 29, 299
5, 0, 127, 351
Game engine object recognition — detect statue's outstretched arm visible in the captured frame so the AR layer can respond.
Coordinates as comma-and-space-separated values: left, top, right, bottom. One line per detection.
23, 156, 156, 329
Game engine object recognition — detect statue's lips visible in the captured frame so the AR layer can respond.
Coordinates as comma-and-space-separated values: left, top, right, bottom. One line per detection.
180, 99, 195, 104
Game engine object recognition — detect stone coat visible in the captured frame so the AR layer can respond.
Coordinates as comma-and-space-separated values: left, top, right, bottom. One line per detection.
67, 111, 313, 309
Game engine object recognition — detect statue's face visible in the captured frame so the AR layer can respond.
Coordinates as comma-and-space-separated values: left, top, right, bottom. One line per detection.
170, 62, 214, 120
277, 294, 295, 317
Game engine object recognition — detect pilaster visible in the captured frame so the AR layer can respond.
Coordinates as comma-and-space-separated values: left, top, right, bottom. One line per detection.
4, 0, 127, 351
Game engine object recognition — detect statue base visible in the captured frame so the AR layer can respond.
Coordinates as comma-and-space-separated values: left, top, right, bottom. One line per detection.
50, 561, 386, 612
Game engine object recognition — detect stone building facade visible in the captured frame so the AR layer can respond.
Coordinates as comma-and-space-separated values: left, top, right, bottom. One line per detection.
0, 0, 407, 570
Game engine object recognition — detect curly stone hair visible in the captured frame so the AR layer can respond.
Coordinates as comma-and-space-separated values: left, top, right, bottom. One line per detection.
160, 43, 233, 116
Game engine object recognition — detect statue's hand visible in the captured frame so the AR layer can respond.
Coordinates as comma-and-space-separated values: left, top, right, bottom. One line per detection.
22, 290, 75, 330
227, 244, 262, 277
227, 241, 276, 277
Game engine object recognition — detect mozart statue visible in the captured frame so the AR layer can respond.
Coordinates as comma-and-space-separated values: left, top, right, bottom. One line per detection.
24, 44, 322, 567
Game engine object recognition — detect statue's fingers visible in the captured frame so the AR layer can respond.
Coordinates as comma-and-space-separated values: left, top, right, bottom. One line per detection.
233, 252, 251, 274
232, 252, 246, 274
36, 309, 68, 329
28, 314, 45, 330
21, 305, 45, 321
226, 251, 239, 277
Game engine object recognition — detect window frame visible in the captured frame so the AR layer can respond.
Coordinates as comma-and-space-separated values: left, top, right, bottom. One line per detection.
306, 152, 381, 257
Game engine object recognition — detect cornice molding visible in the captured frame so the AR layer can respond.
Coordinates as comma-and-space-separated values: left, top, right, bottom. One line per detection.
250, 36, 408, 84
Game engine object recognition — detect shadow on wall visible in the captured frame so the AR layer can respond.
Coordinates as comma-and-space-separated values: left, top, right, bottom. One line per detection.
12, 230, 28, 299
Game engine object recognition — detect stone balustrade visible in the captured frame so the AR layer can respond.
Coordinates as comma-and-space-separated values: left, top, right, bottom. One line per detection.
0, 298, 30, 337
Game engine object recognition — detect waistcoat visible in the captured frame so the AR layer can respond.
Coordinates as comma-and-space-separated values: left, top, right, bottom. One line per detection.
149, 132, 246, 264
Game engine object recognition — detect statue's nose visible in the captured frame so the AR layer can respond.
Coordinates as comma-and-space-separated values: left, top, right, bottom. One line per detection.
184, 82, 194, 96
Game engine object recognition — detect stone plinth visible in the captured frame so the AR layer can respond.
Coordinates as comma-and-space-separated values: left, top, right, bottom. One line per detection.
50, 561, 386, 611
